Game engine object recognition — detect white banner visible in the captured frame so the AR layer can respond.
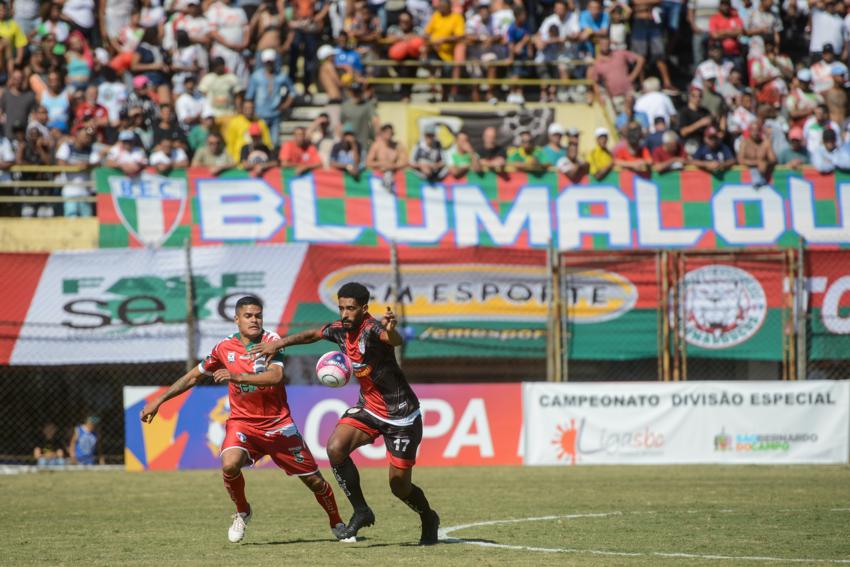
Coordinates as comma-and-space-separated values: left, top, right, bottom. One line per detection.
11, 244, 308, 364
523, 381, 850, 465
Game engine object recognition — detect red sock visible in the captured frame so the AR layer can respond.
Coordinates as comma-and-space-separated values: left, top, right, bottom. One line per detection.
223, 471, 250, 514
314, 480, 343, 527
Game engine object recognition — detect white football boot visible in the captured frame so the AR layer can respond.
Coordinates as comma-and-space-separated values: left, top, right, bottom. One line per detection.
228, 509, 252, 543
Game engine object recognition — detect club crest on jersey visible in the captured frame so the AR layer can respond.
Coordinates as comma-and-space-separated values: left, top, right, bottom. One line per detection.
108, 172, 188, 248
227, 352, 236, 363
236, 432, 247, 443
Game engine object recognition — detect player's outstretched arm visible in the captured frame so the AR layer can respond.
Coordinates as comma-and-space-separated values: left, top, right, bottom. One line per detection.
212, 364, 284, 386
380, 306, 404, 347
140, 366, 204, 423
248, 328, 325, 358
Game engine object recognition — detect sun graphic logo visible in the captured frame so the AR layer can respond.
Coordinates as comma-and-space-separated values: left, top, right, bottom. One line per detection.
552, 419, 579, 465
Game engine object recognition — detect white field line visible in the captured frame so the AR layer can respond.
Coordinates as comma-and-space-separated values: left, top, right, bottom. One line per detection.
438, 511, 850, 564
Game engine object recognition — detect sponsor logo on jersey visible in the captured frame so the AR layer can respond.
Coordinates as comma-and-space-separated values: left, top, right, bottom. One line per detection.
352, 361, 372, 379
318, 264, 637, 324
227, 352, 236, 363
108, 172, 188, 247
683, 265, 767, 349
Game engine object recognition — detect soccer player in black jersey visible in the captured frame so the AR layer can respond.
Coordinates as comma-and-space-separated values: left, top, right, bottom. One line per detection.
249, 282, 440, 544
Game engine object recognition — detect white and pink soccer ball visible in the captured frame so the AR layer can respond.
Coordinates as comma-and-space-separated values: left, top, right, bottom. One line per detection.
315, 351, 353, 388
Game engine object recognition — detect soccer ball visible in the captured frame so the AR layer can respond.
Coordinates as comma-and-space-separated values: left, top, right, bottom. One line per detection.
315, 351, 352, 388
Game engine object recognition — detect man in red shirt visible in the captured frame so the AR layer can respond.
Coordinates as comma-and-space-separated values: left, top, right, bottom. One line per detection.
72, 85, 109, 141
589, 36, 645, 103
140, 296, 347, 544
614, 121, 653, 177
709, 0, 745, 60
278, 126, 323, 176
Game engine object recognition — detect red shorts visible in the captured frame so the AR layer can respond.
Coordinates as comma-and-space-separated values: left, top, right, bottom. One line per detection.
220, 420, 318, 476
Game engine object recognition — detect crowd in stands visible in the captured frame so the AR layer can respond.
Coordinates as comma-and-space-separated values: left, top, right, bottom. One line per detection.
1, 0, 850, 217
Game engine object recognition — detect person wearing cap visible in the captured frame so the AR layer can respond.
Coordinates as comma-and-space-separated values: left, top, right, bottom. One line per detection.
105, 130, 148, 176
692, 126, 736, 174
317, 44, 343, 102
278, 126, 322, 177
785, 68, 823, 129
738, 120, 777, 187
225, 99, 272, 162
123, 74, 158, 132
587, 127, 613, 180
199, 56, 241, 119
70, 415, 104, 466
247, 48, 295, 144
777, 127, 810, 168
330, 124, 363, 177
652, 130, 687, 173
192, 131, 235, 175
541, 123, 567, 169
240, 121, 277, 176
411, 123, 448, 181
508, 130, 547, 173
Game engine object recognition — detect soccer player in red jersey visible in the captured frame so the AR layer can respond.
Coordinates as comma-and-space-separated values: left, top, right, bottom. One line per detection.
140, 296, 347, 544
250, 282, 440, 545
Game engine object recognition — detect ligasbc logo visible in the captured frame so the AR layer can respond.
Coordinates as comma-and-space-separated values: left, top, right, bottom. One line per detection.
551, 418, 665, 465
319, 264, 637, 324
684, 265, 767, 349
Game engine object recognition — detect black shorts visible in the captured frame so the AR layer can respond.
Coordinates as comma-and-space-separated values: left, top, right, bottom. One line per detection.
339, 407, 422, 469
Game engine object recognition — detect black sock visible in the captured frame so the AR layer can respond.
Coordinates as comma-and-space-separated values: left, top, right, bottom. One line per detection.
331, 457, 369, 512
401, 484, 432, 516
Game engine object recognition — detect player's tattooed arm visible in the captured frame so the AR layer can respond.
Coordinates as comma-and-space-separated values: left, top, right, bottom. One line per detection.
380, 306, 404, 347
248, 328, 324, 358
212, 365, 284, 386
140, 366, 204, 423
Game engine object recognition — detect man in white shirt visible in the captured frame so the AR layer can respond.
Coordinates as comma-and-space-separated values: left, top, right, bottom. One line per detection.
635, 77, 678, 132
97, 69, 128, 126
810, 0, 848, 58
693, 41, 735, 90
175, 75, 205, 130
56, 128, 101, 217
810, 43, 848, 94
150, 138, 189, 174
105, 130, 148, 176
207, 0, 250, 84
803, 104, 842, 155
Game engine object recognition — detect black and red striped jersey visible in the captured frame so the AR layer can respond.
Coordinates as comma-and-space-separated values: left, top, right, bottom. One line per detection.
321, 315, 419, 423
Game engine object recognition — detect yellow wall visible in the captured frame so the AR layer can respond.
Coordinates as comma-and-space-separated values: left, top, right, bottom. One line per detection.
0, 218, 98, 252
377, 101, 615, 157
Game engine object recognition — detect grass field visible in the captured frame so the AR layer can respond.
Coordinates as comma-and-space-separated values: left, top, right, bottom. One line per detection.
5, 465, 850, 566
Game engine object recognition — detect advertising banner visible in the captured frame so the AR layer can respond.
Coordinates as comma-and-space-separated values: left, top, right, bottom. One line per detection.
96, 168, 850, 251
123, 384, 523, 470
523, 381, 850, 465
807, 251, 850, 363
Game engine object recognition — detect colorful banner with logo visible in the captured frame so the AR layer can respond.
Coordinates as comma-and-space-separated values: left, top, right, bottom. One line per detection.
95, 168, 850, 250
807, 251, 850, 363
523, 381, 850, 465
123, 384, 522, 470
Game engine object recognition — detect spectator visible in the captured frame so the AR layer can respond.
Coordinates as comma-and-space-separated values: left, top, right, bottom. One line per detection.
535, 0, 581, 103
72, 85, 109, 141
508, 130, 547, 173
248, 0, 289, 67
240, 122, 277, 176
506, 5, 532, 82
692, 126, 736, 173
579, 0, 610, 55
56, 127, 100, 217
334, 31, 365, 82
0, 2, 27, 72
425, 0, 465, 101
614, 122, 653, 176
465, 3, 502, 103
811, 128, 850, 172
128, 106, 154, 151
124, 75, 158, 131
13, 0, 39, 38
557, 137, 590, 181
694, 41, 734, 91
708, 0, 745, 67
738, 120, 777, 186
175, 75, 205, 131
36, 3, 71, 45
803, 104, 841, 155
777, 126, 810, 167
785, 69, 823, 128
329, 125, 363, 177
189, 110, 216, 153
386, 11, 425, 102
699, 68, 728, 120
97, 67, 128, 128
225, 99, 271, 163
0, 69, 36, 138
608, 4, 631, 52
589, 36, 645, 105
448, 130, 479, 178
163, 0, 212, 51
748, 37, 793, 107
680, 86, 715, 151
278, 126, 322, 177
745, 0, 783, 50
366, 123, 408, 191
39, 70, 71, 134
69, 415, 103, 466
105, 130, 148, 176
635, 77, 677, 132
170, 29, 209, 96
199, 56, 240, 119
153, 104, 188, 151
340, 82, 378, 154
631, 0, 674, 91
811, 44, 847, 95
689, 0, 721, 67
478, 126, 507, 172
317, 44, 343, 104
33, 422, 66, 467
411, 124, 447, 181
247, 49, 294, 144
541, 123, 567, 168
150, 138, 189, 175
616, 92, 651, 132
825, 65, 849, 127
587, 127, 614, 180
130, 32, 171, 101
646, 116, 669, 151
191, 131, 235, 175
652, 130, 688, 172
727, 90, 758, 138
207, 0, 250, 84
809, 0, 847, 59
287, 0, 327, 98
